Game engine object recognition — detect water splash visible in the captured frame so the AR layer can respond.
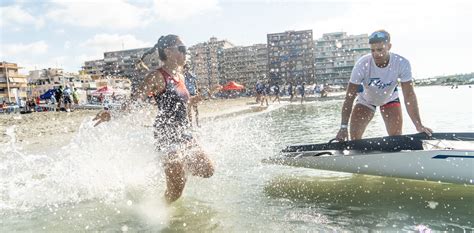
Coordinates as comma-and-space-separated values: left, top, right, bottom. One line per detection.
0, 113, 164, 211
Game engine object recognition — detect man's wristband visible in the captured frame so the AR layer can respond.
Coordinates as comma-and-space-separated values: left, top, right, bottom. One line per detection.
340, 124, 348, 129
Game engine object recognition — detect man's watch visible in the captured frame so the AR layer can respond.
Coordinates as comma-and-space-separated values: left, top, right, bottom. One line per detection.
340, 124, 348, 129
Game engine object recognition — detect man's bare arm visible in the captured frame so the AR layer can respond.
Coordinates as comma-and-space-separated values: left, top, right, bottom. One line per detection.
335, 83, 359, 140
401, 81, 432, 135
93, 71, 164, 126
123, 71, 164, 109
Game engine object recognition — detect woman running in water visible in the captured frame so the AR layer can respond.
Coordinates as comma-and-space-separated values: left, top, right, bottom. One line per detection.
94, 35, 214, 203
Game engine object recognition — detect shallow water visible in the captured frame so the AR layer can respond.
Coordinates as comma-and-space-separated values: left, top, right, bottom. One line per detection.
1, 85, 473, 232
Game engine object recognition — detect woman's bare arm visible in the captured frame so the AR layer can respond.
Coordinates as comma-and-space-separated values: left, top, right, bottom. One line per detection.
93, 70, 165, 126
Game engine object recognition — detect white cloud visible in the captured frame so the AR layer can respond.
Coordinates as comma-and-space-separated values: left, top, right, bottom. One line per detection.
13, 55, 67, 74
54, 29, 66, 35
64, 41, 71, 49
80, 34, 151, 56
153, 0, 220, 21
48, 56, 68, 67
46, 0, 152, 30
18, 55, 96, 74
0, 5, 45, 29
0, 41, 49, 58
76, 54, 102, 63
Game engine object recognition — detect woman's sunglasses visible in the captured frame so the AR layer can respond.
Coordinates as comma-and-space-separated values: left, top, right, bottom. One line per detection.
169, 45, 187, 54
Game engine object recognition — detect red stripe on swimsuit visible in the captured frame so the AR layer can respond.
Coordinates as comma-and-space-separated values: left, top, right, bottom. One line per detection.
158, 68, 190, 103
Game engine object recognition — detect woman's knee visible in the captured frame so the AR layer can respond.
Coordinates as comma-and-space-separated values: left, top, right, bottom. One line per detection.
186, 152, 214, 178
200, 162, 214, 178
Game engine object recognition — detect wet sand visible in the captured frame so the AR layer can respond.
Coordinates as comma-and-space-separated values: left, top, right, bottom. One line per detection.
0, 97, 259, 152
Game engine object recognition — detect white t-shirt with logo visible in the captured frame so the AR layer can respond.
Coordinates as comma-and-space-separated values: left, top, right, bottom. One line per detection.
349, 53, 413, 106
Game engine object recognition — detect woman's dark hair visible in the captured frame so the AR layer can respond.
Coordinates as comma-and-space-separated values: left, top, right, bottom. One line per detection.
157, 34, 179, 61
138, 34, 179, 68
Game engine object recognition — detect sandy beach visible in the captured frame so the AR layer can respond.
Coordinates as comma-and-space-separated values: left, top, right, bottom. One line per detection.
0, 97, 260, 151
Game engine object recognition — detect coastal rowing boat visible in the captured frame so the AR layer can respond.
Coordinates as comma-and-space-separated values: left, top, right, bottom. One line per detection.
263, 133, 474, 185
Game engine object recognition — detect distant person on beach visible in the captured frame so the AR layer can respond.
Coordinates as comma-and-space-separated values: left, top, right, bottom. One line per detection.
55, 86, 63, 110
49, 94, 57, 111
184, 64, 201, 127
320, 84, 328, 98
255, 81, 264, 103
260, 83, 269, 107
335, 30, 432, 141
272, 83, 281, 103
93, 34, 214, 203
72, 88, 79, 106
288, 83, 294, 102
98, 93, 104, 104
314, 84, 321, 96
299, 82, 306, 103
63, 86, 72, 112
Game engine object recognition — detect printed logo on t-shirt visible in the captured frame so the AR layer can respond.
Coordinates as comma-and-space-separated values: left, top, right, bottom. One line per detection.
368, 78, 393, 89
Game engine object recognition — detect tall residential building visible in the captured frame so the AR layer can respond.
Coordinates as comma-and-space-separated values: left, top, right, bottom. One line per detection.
101, 47, 161, 89
221, 44, 268, 89
28, 68, 95, 96
28, 68, 65, 86
0, 62, 28, 102
267, 30, 315, 85
82, 59, 105, 79
103, 47, 151, 78
188, 37, 234, 90
314, 32, 370, 85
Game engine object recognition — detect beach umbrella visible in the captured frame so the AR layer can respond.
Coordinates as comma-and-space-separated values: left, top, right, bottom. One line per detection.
91, 86, 129, 97
91, 86, 115, 96
40, 89, 55, 100
221, 81, 245, 91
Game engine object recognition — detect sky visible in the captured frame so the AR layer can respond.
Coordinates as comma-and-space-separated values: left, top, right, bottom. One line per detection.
0, 0, 472, 79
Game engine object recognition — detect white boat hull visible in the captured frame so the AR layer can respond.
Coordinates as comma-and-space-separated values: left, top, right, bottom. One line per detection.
264, 150, 474, 185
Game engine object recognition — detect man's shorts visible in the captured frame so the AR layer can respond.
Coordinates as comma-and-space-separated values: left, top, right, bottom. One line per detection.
64, 96, 72, 104
356, 97, 401, 112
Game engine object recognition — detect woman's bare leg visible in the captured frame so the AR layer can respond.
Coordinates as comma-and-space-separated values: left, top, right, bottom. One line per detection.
163, 154, 186, 203
185, 146, 214, 178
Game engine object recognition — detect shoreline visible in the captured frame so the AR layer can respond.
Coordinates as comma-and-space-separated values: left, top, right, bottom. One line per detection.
1, 95, 344, 153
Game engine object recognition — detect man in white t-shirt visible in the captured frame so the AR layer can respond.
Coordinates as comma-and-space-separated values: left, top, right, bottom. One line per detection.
336, 30, 432, 140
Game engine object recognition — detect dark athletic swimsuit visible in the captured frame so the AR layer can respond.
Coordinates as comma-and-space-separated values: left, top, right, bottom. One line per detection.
153, 68, 191, 152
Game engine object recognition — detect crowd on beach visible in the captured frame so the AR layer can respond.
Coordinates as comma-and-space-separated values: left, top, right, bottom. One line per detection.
254, 81, 335, 106
13, 85, 80, 113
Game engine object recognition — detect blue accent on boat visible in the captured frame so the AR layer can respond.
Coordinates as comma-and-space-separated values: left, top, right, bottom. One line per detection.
432, 155, 474, 159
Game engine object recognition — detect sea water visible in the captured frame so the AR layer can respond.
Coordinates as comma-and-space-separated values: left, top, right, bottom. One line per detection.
1, 85, 473, 232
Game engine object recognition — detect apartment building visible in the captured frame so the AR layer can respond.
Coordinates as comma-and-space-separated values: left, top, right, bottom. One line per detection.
0, 62, 28, 102
82, 59, 105, 79
267, 30, 315, 85
188, 37, 234, 90
221, 44, 267, 89
314, 32, 370, 85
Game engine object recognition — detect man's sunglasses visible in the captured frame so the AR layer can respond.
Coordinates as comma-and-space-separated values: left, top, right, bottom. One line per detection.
369, 32, 389, 43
